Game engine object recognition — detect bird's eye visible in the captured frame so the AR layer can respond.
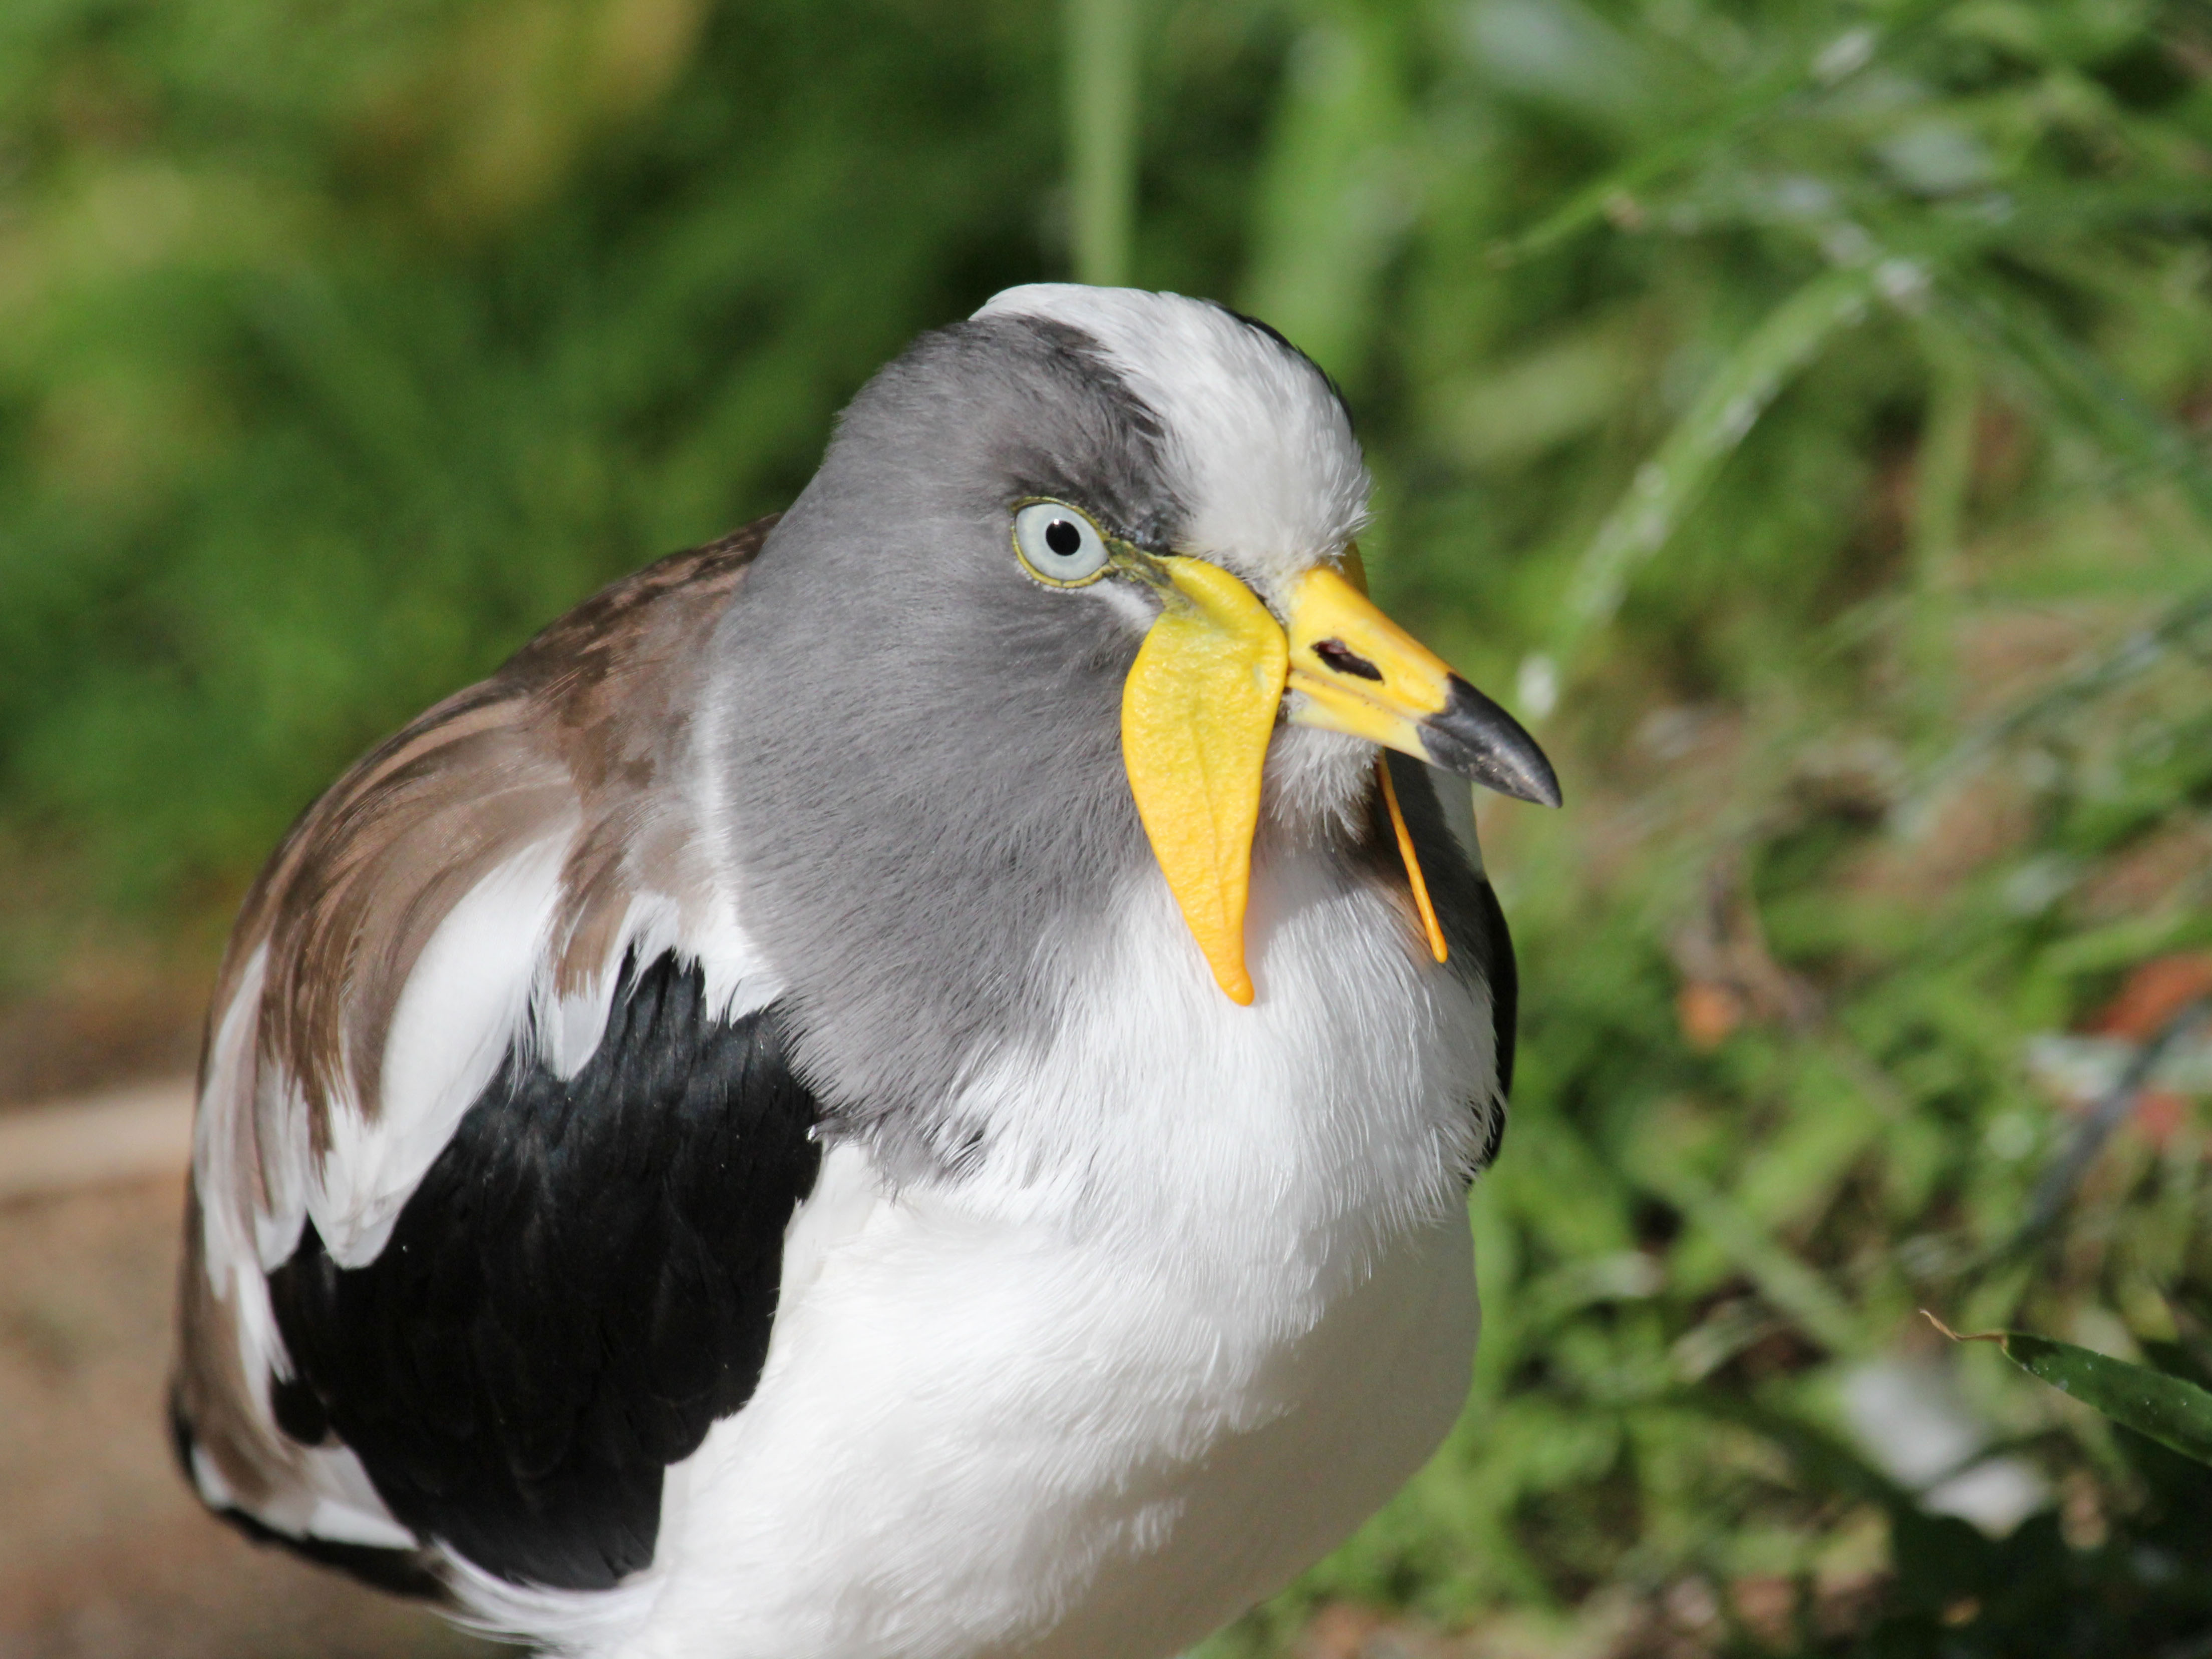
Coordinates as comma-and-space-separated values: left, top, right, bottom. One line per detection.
1013, 501, 1112, 586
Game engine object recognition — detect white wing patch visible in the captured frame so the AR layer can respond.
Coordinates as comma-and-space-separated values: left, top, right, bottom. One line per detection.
185, 1415, 419, 1551
231, 833, 784, 1275
178, 522, 783, 1590
186, 829, 784, 1558
533, 887, 781, 1083
189, 939, 420, 1550
312, 829, 576, 1268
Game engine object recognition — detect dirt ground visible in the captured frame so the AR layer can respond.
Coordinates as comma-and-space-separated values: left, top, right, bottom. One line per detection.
0, 1169, 499, 1659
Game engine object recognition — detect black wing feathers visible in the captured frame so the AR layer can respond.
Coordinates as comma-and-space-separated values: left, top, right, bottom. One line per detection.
1383, 752, 1518, 1171
1470, 876, 1518, 1101
266, 950, 823, 1591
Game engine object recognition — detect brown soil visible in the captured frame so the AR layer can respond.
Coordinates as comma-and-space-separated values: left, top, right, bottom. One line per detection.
0, 983, 206, 1114
0, 1176, 500, 1659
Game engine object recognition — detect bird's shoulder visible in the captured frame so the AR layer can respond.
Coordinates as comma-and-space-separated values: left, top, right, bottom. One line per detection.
210, 512, 780, 1206
174, 512, 832, 1602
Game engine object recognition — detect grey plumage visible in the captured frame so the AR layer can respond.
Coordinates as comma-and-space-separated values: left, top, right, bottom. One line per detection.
711, 318, 1176, 1174
713, 308, 1506, 1180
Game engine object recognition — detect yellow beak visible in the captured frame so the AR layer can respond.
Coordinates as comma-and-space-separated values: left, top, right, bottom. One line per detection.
1283, 552, 1560, 806
1120, 549, 1557, 1005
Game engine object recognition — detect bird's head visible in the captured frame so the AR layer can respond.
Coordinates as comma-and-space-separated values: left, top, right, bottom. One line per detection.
713, 286, 1555, 1114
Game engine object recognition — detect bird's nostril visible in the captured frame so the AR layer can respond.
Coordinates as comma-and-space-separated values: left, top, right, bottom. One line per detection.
1313, 639, 1383, 682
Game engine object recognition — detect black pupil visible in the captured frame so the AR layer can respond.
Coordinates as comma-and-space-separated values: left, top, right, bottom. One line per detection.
1044, 519, 1084, 558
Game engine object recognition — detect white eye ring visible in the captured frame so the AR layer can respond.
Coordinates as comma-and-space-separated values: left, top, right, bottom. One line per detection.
1013, 501, 1112, 586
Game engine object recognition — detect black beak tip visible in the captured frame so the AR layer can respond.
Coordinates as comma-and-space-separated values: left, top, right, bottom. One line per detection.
1423, 678, 1563, 809
1522, 766, 1565, 810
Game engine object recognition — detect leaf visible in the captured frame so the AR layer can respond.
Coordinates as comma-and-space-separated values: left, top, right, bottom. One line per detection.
1558, 261, 1884, 654
1659, 1387, 1923, 1517
1636, 1133, 1861, 1353
1240, 6, 1411, 382
1936, 273, 2212, 530
1066, 0, 1143, 285
1483, 80, 1784, 265
1926, 1315, 2212, 1466
1904, 577, 2212, 814
1484, 0, 1964, 265
2001, 1334, 2212, 1465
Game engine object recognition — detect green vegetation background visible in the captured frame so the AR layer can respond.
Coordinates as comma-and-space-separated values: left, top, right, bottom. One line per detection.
6, 0, 2212, 1651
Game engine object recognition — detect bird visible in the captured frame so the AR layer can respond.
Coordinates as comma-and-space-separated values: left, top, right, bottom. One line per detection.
170, 284, 1559, 1659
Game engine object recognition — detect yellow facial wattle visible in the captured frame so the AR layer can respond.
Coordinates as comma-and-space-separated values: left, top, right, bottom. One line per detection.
1117, 546, 1556, 1005
1119, 558, 1288, 1005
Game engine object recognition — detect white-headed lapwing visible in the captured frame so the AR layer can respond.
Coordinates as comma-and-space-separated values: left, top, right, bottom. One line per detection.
172, 285, 1559, 1659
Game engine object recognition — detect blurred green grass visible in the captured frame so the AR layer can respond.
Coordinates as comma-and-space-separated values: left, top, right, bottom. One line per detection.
7, 0, 2212, 1652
